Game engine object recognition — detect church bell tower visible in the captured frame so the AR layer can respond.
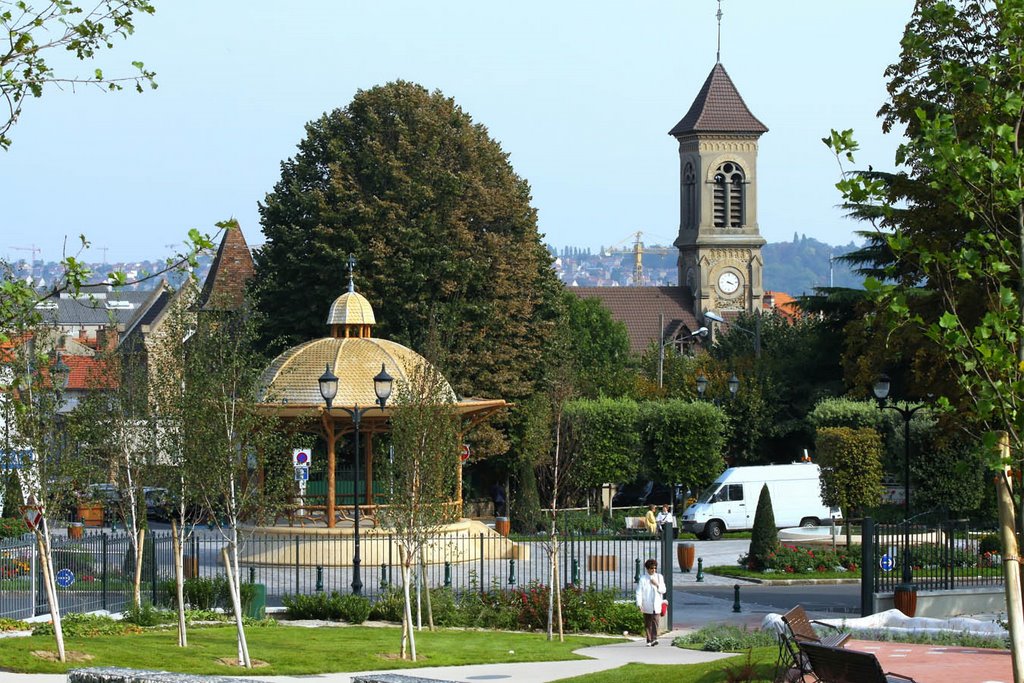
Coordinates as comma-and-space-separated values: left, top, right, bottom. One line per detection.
670, 62, 768, 316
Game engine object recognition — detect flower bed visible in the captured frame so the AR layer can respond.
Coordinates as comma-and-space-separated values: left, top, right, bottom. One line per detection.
739, 543, 859, 574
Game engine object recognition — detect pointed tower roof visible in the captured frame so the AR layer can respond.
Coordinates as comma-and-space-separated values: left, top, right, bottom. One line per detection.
197, 224, 255, 312
669, 63, 768, 137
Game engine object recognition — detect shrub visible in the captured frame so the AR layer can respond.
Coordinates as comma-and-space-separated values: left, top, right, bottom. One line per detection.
337, 594, 371, 624
0, 517, 29, 540
740, 543, 860, 574
33, 613, 140, 637
979, 533, 1001, 555
747, 485, 779, 570
121, 601, 172, 626
0, 617, 29, 631
369, 587, 406, 622
674, 624, 777, 652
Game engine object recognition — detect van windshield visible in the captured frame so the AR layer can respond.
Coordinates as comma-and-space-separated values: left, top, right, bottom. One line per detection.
696, 485, 721, 504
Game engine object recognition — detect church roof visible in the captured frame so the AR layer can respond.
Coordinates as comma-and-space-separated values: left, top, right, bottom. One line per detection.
669, 63, 768, 137
197, 224, 255, 311
571, 286, 701, 354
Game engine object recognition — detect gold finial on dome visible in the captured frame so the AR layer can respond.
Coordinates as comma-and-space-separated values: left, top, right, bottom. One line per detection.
326, 253, 376, 338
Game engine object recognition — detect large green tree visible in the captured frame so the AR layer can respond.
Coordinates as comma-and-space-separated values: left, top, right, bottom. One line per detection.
252, 81, 562, 459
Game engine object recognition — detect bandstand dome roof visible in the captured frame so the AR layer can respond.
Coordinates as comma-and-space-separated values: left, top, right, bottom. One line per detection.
259, 337, 456, 409
327, 290, 375, 326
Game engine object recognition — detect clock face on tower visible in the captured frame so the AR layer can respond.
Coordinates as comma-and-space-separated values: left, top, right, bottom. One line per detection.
717, 271, 741, 295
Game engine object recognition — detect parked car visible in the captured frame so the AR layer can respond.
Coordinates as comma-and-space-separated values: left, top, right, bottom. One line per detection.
143, 487, 170, 521
611, 481, 685, 508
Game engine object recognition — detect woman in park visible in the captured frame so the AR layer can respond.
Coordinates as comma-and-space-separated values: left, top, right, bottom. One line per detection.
644, 504, 657, 534
635, 558, 666, 645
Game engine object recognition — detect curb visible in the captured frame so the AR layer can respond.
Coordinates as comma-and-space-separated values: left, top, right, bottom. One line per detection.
704, 573, 860, 586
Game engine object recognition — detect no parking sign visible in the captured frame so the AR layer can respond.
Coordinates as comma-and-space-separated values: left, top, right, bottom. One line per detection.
292, 449, 311, 467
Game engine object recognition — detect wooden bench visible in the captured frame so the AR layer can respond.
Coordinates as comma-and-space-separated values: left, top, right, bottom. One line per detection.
798, 642, 918, 683
624, 516, 649, 533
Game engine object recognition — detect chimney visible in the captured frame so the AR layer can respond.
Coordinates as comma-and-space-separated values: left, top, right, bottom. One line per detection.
96, 327, 118, 352
762, 292, 775, 310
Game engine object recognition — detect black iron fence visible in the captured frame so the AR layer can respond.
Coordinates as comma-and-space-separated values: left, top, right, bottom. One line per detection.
871, 519, 1002, 593
2, 529, 662, 620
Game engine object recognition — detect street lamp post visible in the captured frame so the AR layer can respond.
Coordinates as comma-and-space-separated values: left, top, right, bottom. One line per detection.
703, 310, 761, 358
318, 361, 393, 595
695, 373, 739, 402
872, 374, 927, 586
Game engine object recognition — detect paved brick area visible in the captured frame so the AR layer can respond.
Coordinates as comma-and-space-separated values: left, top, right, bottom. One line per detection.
850, 639, 1012, 683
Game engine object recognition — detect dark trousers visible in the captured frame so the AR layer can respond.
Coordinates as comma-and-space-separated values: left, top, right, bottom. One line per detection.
643, 611, 659, 642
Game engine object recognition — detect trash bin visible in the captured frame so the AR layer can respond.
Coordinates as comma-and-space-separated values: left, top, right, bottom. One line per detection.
67, 522, 84, 539
245, 583, 266, 619
677, 542, 695, 573
495, 516, 510, 537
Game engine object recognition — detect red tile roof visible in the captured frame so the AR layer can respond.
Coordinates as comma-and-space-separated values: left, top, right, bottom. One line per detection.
65, 355, 117, 390
572, 286, 701, 353
669, 63, 768, 137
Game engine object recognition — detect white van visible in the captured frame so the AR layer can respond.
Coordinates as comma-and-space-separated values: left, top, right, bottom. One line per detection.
679, 463, 840, 540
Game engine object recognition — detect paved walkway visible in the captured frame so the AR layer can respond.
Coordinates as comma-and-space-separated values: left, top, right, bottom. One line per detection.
851, 638, 1012, 683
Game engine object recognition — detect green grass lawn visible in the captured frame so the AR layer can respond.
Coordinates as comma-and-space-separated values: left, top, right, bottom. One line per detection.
553, 646, 774, 682
705, 565, 860, 580
0, 624, 621, 675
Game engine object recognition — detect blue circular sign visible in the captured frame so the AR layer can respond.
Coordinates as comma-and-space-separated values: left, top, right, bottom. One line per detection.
56, 568, 75, 588
879, 554, 895, 572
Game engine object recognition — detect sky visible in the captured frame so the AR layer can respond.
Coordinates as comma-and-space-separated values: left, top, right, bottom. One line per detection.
1, 1, 915, 265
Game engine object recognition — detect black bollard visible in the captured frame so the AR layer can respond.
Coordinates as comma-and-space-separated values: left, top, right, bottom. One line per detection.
733, 584, 741, 613
380, 563, 388, 589
696, 557, 704, 582
316, 565, 323, 592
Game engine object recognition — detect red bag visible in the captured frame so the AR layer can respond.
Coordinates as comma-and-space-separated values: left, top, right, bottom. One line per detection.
660, 600, 668, 617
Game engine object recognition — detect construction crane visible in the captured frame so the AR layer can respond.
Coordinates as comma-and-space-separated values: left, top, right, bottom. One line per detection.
602, 232, 674, 286
9, 245, 41, 267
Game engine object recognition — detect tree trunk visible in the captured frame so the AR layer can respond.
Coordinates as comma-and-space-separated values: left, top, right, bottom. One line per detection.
401, 558, 417, 661
171, 519, 188, 647
997, 432, 1024, 683
133, 527, 145, 608
221, 548, 251, 668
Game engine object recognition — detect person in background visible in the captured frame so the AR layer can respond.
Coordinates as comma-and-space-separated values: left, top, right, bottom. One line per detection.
657, 504, 676, 536
644, 504, 657, 534
635, 558, 666, 645
490, 482, 506, 517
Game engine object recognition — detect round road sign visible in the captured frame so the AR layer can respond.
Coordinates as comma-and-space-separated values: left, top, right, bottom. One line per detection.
459, 444, 471, 462
56, 568, 75, 588
879, 554, 895, 572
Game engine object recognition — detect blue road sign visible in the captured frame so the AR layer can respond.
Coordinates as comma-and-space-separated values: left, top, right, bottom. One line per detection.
56, 568, 75, 588
294, 467, 309, 482
879, 554, 895, 572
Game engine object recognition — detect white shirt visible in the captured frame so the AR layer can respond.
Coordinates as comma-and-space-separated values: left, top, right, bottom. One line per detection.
635, 571, 666, 614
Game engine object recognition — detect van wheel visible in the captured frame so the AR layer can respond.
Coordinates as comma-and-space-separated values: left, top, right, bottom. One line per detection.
800, 518, 819, 527
705, 520, 724, 541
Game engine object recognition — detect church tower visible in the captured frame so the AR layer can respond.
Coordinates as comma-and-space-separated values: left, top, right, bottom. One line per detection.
670, 62, 767, 315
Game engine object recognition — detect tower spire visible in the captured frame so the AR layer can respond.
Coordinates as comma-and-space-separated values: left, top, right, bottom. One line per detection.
347, 253, 356, 293
716, 0, 723, 63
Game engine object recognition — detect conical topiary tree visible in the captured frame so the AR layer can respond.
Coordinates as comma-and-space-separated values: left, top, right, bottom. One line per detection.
748, 484, 779, 570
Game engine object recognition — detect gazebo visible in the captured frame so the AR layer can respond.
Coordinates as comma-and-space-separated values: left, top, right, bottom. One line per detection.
257, 264, 507, 529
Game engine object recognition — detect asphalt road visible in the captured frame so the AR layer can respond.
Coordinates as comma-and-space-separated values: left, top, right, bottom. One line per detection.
684, 582, 861, 615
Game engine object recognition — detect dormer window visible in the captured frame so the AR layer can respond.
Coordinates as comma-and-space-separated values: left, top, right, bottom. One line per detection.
713, 162, 745, 228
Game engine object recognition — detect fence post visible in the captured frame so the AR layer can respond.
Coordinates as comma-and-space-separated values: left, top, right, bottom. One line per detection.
150, 531, 158, 606
661, 528, 673, 623
295, 535, 300, 595
860, 517, 874, 617
102, 532, 108, 611
479, 533, 485, 595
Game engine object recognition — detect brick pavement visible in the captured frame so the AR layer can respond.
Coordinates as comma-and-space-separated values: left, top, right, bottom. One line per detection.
846, 639, 1011, 683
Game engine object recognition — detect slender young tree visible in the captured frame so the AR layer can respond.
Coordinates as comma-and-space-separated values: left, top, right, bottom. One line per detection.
376, 360, 461, 662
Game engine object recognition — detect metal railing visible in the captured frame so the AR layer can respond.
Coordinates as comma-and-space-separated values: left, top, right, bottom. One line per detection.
872, 519, 1002, 593
2, 529, 660, 620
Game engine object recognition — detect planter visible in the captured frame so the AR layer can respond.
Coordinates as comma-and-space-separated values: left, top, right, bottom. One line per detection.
677, 542, 695, 573
77, 503, 104, 528
893, 585, 917, 617
67, 522, 84, 539
495, 516, 510, 537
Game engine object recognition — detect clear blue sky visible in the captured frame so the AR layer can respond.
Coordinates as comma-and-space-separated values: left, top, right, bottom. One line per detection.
1, 1, 913, 265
